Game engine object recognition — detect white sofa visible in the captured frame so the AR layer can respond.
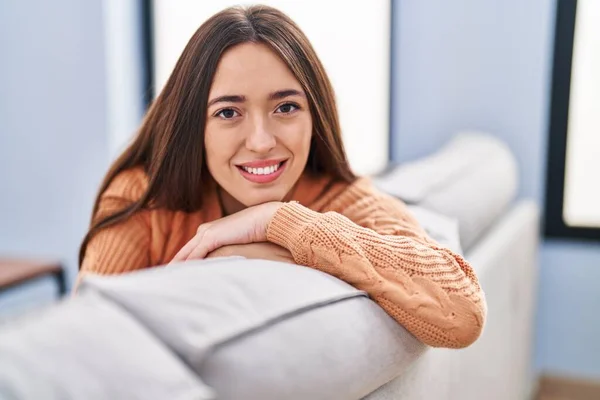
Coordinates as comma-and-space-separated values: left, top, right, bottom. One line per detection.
366, 200, 539, 400
369, 133, 540, 399
0, 134, 540, 400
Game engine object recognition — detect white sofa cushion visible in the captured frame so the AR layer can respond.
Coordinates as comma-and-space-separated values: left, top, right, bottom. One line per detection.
80, 258, 426, 400
0, 291, 213, 400
374, 132, 518, 250
406, 205, 462, 254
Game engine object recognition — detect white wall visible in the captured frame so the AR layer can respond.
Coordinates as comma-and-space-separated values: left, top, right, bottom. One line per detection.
152, 0, 391, 176
536, 240, 600, 378
0, 0, 109, 310
392, 0, 554, 203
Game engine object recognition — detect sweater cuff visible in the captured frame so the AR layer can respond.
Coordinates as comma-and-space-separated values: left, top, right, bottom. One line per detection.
266, 202, 322, 254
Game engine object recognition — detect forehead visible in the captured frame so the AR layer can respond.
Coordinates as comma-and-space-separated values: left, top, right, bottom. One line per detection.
209, 42, 303, 97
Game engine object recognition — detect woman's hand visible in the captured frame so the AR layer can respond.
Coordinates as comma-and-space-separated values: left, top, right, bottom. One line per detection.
171, 202, 284, 263
206, 242, 295, 264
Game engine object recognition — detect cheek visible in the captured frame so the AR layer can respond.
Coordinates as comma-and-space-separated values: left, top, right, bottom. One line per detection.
203, 133, 219, 174
204, 126, 235, 169
204, 132, 216, 163
280, 117, 312, 159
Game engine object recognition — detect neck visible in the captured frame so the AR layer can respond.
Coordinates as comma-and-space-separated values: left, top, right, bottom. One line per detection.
214, 172, 331, 216
216, 187, 246, 216
216, 184, 301, 216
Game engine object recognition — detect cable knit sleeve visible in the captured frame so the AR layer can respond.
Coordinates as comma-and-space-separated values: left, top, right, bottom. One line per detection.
266, 178, 487, 349
78, 168, 151, 281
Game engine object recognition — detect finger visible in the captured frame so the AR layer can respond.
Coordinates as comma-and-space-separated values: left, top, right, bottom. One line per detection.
171, 233, 203, 263
172, 223, 213, 262
185, 243, 211, 261
184, 225, 220, 261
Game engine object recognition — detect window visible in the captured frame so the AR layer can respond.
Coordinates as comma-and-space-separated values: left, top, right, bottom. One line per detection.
545, 0, 600, 240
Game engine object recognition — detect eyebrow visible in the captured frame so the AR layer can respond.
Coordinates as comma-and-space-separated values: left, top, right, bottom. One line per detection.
207, 89, 305, 108
268, 89, 305, 100
207, 95, 246, 107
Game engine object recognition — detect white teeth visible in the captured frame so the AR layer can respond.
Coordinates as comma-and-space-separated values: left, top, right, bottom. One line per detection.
242, 163, 280, 175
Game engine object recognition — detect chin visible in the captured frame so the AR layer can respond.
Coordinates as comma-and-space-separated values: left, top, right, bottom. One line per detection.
239, 187, 287, 206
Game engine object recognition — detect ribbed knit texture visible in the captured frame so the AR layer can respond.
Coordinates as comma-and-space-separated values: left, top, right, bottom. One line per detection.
80, 168, 486, 348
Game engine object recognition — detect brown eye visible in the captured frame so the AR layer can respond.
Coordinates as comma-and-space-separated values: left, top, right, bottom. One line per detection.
217, 108, 239, 119
275, 103, 299, 114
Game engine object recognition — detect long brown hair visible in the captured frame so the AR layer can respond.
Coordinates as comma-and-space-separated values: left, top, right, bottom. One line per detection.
79, 5, 355, 266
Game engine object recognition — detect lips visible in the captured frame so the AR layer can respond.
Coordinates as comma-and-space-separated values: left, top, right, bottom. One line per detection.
236, 159, 287, 184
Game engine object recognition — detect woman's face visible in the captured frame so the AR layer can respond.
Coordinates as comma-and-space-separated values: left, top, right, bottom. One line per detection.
205, 42, 312, 212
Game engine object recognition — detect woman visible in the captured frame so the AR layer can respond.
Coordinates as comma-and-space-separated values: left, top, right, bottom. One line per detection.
79, 5, 486, 349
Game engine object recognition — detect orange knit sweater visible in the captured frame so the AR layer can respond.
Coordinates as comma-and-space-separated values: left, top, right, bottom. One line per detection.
80, 168, 486, 348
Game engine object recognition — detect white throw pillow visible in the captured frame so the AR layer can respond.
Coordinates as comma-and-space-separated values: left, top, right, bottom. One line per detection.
374, 132, 518, 250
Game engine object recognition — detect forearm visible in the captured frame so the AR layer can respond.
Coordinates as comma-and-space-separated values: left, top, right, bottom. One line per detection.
267, 202, 486, 348
207, 242, 295, 264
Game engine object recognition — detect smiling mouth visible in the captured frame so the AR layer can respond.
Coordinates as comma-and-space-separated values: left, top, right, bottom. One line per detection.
239, 161, 284, 175
236, 160, 287, 184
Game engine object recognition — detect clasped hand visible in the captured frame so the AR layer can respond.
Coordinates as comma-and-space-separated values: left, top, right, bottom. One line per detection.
171, 202, 294, 264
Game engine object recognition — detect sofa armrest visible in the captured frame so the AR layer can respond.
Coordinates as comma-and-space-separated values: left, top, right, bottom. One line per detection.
363, 201, 540, 400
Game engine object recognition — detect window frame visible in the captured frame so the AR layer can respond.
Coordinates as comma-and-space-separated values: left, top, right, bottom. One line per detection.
544, 0, 600, 241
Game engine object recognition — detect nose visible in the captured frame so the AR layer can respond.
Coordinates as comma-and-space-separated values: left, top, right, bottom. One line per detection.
245, 117, 276, 154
